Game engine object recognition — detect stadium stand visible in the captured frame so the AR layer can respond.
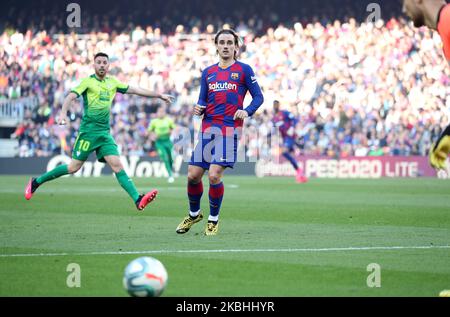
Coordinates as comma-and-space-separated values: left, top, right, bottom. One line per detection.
0, 0, 449, 159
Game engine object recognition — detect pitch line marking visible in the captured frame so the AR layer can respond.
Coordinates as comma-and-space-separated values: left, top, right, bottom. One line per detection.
0, 245, 449, 258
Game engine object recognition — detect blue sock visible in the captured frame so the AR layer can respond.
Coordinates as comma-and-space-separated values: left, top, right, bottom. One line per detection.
283, 152, 299, 170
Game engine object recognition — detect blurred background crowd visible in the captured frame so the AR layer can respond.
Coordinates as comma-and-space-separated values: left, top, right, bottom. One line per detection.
0, 0, 449, 159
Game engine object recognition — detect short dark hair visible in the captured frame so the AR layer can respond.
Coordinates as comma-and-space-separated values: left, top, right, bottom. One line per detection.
94, 52, 109, 60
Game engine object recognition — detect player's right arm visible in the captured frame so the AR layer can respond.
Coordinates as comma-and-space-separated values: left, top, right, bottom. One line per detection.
58, 78, 89, 125
58, 92, 77, 125
147, 120, 157, 141
194, 68, 208, 116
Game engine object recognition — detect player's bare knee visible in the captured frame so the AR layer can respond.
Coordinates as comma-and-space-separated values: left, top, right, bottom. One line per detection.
68, 161, 83, 174
105, 157, 124, 173
187, 173, 202, 184
208, 173, 222, 185
67, 166, 78, 174
111, 163, 124, 174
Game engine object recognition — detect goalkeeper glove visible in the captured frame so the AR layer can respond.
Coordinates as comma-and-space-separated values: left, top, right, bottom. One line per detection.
429, 125, 450, 170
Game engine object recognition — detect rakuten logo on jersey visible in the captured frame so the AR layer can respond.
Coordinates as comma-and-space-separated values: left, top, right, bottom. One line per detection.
209, 82, 237, 92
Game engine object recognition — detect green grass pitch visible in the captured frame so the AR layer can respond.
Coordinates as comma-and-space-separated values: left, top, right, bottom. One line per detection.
0, 175, 449, 296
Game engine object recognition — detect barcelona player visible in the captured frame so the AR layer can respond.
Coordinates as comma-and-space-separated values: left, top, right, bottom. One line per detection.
403, 0, 450, 170
25, 52, 174, 211
272, 100, 308, 183
176, 29, 264, 235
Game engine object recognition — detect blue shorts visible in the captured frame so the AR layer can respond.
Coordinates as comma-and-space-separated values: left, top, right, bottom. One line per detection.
189, 132, 239, 170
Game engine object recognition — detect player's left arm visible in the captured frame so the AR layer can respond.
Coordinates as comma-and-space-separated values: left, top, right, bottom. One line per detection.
234, 64, 264, 120
286, 111, 297, 137
114, 78, 174, 103
147, 120, 157, 141
126, 86, 175, 104
169, 118, 175, 132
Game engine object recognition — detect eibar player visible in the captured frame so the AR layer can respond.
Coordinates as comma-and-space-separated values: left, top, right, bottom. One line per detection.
148, 107, 176, 183
403, 0, 450, 171
175, 29, 264, 236
24, 52, 174, 211
272, 100, 308, 183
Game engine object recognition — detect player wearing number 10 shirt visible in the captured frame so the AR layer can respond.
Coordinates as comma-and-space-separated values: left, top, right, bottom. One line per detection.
25, 52, 174, 211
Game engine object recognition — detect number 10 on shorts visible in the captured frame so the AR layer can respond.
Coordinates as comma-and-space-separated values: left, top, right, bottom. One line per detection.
78, 140, 90, 151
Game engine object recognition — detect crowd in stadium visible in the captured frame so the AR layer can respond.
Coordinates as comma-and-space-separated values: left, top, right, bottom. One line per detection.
1, 0, 449, 159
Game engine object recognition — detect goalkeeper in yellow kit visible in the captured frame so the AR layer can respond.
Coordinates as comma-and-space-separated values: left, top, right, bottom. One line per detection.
25, 52, 174, 211
148, 107, 176, 183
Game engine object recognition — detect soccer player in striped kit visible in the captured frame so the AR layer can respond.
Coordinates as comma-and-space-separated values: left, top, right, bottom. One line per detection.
403, 0, 450, 171
176, 29, 264, 235
272, 100, 308, 183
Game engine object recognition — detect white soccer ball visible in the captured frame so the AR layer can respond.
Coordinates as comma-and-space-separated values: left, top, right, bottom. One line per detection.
123, 256, 168, 297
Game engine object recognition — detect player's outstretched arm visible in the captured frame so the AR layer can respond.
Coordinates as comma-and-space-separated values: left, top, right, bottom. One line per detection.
126, 86, 175, 104
58, 92, 78, 125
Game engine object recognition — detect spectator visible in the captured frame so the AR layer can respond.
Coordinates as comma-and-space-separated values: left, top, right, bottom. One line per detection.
1, 7, 449, 159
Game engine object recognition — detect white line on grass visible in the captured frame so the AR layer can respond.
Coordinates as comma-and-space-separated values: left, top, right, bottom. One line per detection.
1, 245, 449, 258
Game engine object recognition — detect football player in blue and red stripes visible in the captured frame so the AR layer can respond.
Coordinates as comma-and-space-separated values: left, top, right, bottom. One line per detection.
272, 100, 308, 183
176, 29, 264, 236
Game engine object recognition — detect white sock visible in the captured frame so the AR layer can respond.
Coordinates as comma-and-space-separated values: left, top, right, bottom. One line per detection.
208, 215, 219, 223
189, 210, 200, 218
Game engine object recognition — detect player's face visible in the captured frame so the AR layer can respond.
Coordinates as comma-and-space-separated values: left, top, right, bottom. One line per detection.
94, 56, 109, 77
216, 34, 237, 60
273, 101, 280, 113
157, 107, 166, 118
403, 0, 425, 27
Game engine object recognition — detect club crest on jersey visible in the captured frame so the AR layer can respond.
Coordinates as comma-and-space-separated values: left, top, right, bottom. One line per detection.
231, 72, 239, 80
99, 90, 110, 101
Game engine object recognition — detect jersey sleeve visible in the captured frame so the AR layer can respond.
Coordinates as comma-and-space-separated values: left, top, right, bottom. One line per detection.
148, 120, 155, 132
197, 68, 208, 107
288, 111, 298, 126
113, 77, 129, 94
71, 78, 90, 97
242, 64, 264, 116
169, 118, 175, 129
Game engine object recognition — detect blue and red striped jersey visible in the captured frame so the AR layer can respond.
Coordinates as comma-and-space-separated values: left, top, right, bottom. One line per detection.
197, 61, 264, 134
273, 110, 298, 139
